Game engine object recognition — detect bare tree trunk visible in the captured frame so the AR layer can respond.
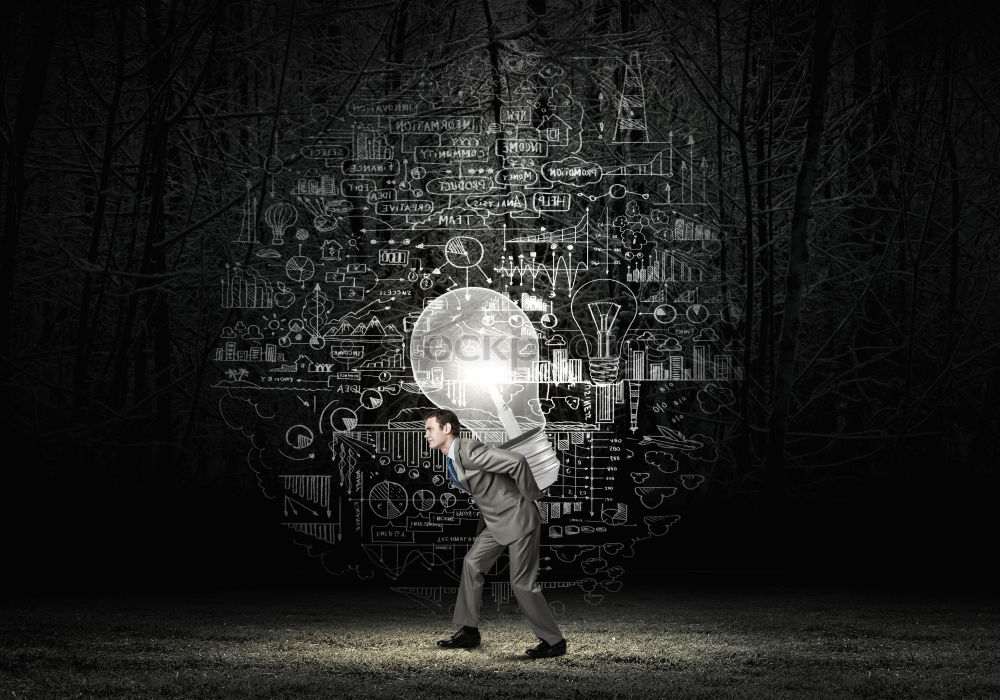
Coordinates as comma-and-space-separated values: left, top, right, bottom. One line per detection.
712, 0, 727, 288
526, 0, 546, 33
940, 8, 961, 478
891, 27, 955, 475
388, 0, 409, 92
765, 0, 834, 501
941, 10, 960, 360
969, 366, 1000, 478
754, 57, 774, 394
73, 3, 126, 419
140, 0, 178, 479
482, 0, 510, 236
0, 1, 59, 405
710, 1, 744, 486
841, 0, 875, 466
482, 0, 503, 128
736, 0, 756, 474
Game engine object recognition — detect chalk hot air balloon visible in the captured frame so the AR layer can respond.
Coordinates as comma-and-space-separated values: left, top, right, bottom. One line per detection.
264, 201, 297, 245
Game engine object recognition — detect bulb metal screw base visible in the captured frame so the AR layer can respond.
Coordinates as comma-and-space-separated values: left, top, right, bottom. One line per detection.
500, 427, 561, 490
589, 358, 621, 384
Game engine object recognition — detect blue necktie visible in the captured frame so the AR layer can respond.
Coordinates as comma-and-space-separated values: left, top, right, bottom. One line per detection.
446, 457, 466, 492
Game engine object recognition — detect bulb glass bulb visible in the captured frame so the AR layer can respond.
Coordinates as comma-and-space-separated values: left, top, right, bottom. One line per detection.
410, 287, 561, 488
411, 287, 540, 439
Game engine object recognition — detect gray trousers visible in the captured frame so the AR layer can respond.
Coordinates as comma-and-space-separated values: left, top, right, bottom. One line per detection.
452, 524, 563, 645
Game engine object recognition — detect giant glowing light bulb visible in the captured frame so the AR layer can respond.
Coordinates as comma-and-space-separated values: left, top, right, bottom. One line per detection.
570, 279, 638, 384
409, 287, 561, 489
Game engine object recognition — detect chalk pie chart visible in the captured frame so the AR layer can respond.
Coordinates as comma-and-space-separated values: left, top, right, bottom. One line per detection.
412, 489, 435, 511
369, 481, 408, 519
328, 407, 358, 432
444, 236, 484, 268
285, 255, 315, 283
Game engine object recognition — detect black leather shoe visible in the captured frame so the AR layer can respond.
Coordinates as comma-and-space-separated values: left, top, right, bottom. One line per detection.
525, 638, 567, 658
436, 626, 481, 648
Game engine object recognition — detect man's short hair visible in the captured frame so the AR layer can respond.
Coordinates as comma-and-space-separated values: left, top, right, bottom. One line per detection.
426, 408, 461, 435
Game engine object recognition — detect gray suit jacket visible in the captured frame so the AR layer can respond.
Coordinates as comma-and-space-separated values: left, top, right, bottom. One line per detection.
451, 437, 544, 546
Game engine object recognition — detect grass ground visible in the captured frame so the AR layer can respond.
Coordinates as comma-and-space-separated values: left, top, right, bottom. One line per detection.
2, 582, 998, 699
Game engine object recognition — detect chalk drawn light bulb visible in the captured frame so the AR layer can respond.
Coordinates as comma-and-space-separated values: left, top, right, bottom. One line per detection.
570, 279, 638, 384
410, 287, 561, 489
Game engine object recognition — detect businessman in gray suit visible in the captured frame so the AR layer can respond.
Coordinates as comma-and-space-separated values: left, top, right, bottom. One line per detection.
425, 408, 567, 658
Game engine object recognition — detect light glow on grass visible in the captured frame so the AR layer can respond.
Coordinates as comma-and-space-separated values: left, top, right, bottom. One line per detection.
2, 586, 998, 699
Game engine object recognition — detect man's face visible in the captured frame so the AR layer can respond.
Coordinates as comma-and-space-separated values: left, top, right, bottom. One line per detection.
424, 417, 452, 451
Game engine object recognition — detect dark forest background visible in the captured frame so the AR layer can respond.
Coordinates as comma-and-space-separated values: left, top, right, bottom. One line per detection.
2, 0, 998, 591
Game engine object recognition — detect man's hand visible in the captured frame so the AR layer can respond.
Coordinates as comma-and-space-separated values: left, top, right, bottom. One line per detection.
534, 489, 548, 500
